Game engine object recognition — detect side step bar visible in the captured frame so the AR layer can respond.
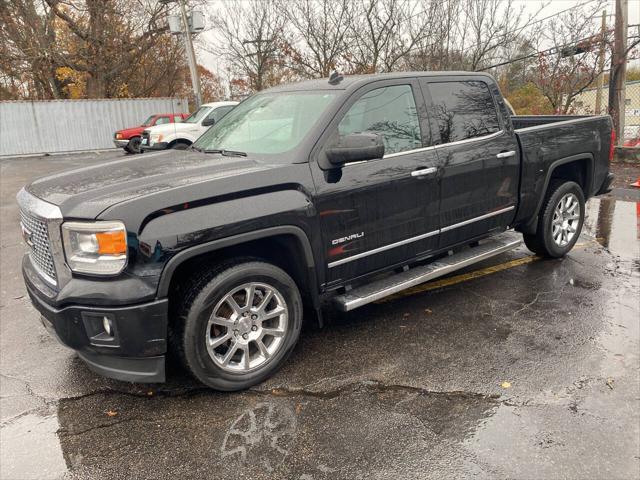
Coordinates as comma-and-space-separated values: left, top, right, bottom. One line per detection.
333, 232, 522, 312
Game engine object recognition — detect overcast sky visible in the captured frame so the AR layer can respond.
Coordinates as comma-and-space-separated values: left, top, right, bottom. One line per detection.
196, 0, 640, 78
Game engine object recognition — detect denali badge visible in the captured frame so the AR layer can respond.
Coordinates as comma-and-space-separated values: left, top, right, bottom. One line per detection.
332, 232, 364, 245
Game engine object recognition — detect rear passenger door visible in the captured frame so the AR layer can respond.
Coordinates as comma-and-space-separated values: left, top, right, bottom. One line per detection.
311, 79, 440, 286
420, 78, 519, 247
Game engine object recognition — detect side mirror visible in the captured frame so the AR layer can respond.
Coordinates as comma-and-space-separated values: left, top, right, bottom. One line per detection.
324, 133, 384, 168
202, 117, 215, 127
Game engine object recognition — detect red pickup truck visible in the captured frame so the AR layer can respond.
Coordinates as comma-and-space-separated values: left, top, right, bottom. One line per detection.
114, 113, 188, 154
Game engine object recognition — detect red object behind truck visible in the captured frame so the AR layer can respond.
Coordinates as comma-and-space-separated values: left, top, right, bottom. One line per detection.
114, 113, 188, 154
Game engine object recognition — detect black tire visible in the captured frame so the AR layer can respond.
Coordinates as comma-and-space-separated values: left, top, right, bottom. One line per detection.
171, 141, 190, 150
171, 259, 303, 391
525, 180, 585, 258
124, 136, 142, 154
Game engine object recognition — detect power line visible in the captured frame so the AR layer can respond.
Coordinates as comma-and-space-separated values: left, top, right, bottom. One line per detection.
403, 0, 603, 61
480, 33, 640, 71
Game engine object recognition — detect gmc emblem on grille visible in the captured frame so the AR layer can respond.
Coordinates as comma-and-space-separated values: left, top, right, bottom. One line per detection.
20, 222, 34, 249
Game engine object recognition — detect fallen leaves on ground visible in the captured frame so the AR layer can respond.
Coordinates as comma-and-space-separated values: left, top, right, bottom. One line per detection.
501, 381, 512, 389
105, 410, 118, 417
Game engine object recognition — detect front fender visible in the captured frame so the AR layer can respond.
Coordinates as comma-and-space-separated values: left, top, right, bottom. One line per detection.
133, 188, 319, 292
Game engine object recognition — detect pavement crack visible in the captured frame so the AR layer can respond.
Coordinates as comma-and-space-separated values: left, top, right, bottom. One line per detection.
251, 380, 500, 401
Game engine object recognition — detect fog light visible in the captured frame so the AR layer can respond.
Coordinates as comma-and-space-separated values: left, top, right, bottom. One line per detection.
103, 316, 113, 336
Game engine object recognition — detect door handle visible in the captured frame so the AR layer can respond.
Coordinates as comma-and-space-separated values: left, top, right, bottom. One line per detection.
497, 151, 516, 158
411, 167, 437, 177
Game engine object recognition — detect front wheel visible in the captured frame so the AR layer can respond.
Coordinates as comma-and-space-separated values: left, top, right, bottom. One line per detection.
524, 180, 585, 258
124, 136, 142, 154
172, 259, 303, 391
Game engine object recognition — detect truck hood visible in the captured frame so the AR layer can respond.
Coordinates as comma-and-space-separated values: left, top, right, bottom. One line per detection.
144, 122, 193, 135
115, 126, 145, 137
26, 150, 278, 219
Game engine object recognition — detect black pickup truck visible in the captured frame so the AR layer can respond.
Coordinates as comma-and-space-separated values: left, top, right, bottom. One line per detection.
18, 72, 614, 390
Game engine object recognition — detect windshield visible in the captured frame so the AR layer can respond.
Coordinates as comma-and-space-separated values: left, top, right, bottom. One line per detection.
141, 115, 155, 126
193, 92, 336, 156
183, 106, 211, 124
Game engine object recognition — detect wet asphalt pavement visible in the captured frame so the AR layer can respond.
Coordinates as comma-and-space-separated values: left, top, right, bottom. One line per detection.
1, 151, 639, 480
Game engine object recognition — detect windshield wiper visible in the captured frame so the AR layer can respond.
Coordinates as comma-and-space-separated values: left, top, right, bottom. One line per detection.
203, 149, 247, 157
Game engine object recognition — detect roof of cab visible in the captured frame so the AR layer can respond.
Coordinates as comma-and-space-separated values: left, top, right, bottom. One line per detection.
264, 71, 495, 93
201, 100, 239, 107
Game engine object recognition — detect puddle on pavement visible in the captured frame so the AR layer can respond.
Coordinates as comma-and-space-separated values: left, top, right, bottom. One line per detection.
584, 197, 640, 262
52, 386, 499, 479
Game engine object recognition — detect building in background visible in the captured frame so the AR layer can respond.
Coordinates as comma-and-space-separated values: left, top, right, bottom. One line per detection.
573, 80, 640, 144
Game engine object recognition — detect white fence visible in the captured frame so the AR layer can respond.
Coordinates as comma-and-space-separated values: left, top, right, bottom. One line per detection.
0, 97, 188, 157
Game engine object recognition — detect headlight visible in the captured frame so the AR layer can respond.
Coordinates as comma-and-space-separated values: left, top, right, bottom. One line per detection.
115, 133, 123, 139
61, 221, 127, 275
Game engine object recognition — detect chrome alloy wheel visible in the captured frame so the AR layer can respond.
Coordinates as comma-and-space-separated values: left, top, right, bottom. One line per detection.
551, 193, 580, 247
206, 282, 288, 373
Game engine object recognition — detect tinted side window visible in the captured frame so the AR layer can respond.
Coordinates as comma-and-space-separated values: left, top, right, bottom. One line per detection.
155, 116, 171, 125
339, 85, 421, 155
428, 81, 500, 144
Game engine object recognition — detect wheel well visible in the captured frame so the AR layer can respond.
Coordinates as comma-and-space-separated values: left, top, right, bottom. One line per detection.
166, 234, 312, 307
168, 138, 192, 147
549, 159, 589, 192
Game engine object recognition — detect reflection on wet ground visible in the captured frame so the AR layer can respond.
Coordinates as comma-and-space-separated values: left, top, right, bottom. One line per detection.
1, 152, 638, 480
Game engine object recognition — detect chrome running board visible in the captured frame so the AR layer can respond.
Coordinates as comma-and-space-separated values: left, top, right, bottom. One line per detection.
333, 232, 522, 312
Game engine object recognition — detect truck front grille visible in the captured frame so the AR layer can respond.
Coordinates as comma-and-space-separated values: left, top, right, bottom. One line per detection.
20, 209, 57, 283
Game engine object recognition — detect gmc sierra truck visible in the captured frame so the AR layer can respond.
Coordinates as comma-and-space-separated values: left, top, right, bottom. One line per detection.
18, 72, 614, 391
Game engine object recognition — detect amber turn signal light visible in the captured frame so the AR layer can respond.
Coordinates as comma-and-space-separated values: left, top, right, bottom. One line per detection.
96, 231, 127, 255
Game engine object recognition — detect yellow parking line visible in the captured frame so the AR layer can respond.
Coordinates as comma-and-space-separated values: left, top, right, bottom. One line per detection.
376, 240, 594, 304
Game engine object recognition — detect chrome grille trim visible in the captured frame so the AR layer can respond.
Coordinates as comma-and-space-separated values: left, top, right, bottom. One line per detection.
17, 188, 70, 290
19, 209, 57, 284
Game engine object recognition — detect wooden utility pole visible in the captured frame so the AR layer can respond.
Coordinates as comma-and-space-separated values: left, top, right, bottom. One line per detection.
179, 0, 202, 108
595, 10, 607, 115
609, 0, 628, 144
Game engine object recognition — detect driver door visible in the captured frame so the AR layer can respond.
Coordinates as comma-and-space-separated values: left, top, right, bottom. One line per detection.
310, 79, 441, 287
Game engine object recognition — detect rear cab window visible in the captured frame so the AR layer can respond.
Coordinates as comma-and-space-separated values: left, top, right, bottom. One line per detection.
426, 81, 500, 144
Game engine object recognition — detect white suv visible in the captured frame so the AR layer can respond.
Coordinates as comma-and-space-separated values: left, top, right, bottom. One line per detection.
141, 101, 238, 150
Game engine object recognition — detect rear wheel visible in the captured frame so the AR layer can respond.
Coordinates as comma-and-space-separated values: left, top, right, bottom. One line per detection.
172, 259, 303, 391
124, 136, 142, 154
523, 180, 585, 258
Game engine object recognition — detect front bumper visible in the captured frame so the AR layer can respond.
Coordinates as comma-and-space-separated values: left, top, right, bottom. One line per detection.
24, 270, 168, 383
113, 139, 129, 148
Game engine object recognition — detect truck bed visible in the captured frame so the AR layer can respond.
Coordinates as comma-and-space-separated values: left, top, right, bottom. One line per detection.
511, 114, 613, 228
512, 115, 592, 130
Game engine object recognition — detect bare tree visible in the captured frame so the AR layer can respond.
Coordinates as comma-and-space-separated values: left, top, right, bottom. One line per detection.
529, 0, 609, 113
346, 0, 432, 73
402, 0, 464, 71
461, 0, 530, 71
279, 0, 354, 78
210, 0, 288, 92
